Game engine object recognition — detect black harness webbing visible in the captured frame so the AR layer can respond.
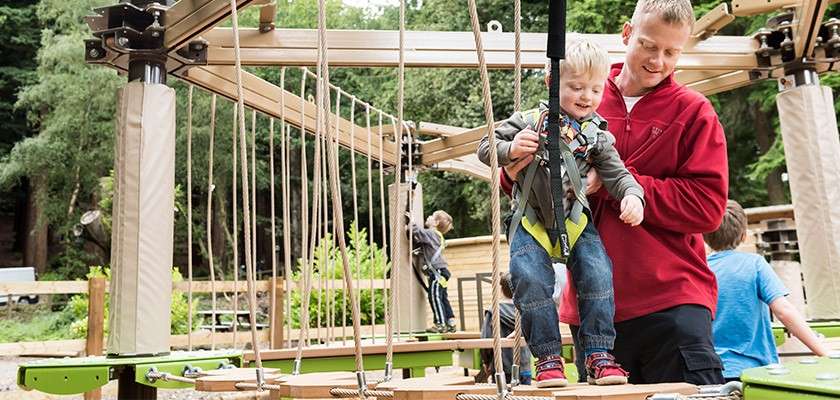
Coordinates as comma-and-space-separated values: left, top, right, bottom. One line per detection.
546, 0, 572, 261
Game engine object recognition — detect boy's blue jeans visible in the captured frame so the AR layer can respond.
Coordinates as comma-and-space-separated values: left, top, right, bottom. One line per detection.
508, 220, 616, 359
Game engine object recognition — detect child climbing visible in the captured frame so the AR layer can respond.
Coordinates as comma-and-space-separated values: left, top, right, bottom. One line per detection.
410, 210, 457, 333
477, 35, 644, 387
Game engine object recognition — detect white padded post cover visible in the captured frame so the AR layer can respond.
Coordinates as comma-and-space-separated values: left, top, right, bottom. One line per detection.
107, 82, 175, 356
777, 84, 840, 319
389, 181, 427, 333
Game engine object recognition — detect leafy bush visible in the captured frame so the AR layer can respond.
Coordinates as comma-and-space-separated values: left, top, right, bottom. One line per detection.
288, 222, 390, 329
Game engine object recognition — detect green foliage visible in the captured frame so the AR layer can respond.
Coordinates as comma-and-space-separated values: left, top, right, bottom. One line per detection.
0, 1, 39, 158
288, 222, 389, 328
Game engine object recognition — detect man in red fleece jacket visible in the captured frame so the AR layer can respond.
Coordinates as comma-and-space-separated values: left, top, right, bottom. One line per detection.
501, 0, 728, 384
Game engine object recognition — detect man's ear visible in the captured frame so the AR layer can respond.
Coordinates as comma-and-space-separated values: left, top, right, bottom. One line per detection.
621, 22, 632, 45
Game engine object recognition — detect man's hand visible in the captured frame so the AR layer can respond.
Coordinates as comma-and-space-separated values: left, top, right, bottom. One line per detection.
503, 154, 534, 181
585, 168, 602, 195
620, 195, 644, 226
509, 126, 540, 160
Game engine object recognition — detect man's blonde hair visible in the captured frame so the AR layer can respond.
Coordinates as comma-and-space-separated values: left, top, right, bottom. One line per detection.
426, 210, 453, 234
545, 34, 610, 81
630, 0, 695, 27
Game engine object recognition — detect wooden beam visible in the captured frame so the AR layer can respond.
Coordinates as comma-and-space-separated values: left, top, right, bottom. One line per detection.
431, 155, 490, 182
731, 0, 799, 17
178, 65, 399, 164
202, 28, 758, 70
745, 204, 795, 223
686, 70, 757, 95
0, 280, 273, 295
794, 0, 830, 58
416, 122, 467, 138
691, 3, 736, 40
164, 0, 257, 51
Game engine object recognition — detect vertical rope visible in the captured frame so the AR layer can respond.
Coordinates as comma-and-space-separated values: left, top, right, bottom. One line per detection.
280, 67, 294, 349
269, 115, 278, 349
321, 124, 329, 344
251, 109, 258, 288
343, 93, 352, 345
207, 94, 218, 351
228, 0, 263, 370
378, 110, 388, 343
514, 0, 522, 113
318, 123, 327, 343
365, 104, 376, 341
511, 0, 524, 375
232, 102, 240, 349
384, 121, 398, 369
317, 0, 366, 374
466, 0, 505, 381
186, 84, 194, 352
298, 68, 314, 356
297, 52, 325, 368
391, 116, 402, 341
348, 97, 358, 346
332, 89, 343, 344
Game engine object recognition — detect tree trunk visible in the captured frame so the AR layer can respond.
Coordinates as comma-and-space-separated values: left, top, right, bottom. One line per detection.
752, 107, 787, 205
23, 178, 48, 275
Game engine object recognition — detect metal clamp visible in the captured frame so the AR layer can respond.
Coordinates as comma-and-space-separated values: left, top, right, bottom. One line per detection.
383, 362, 393, 382
494, 372, 508, 400
356, 370, 368, 397
510, 365, 520, 387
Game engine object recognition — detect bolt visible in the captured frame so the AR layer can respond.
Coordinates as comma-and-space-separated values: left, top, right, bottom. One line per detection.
88, 48, 101, 58
117, 36, 129, 47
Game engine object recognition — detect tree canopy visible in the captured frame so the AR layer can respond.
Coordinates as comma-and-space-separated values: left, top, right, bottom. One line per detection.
1, 0, 837, 279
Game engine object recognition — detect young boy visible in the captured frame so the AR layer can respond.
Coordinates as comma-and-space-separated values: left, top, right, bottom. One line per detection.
411, 210, 457, 333
705, 200, 828, 381
476, 36, 644, 387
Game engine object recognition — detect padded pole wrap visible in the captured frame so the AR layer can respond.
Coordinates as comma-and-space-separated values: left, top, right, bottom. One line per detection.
388, 181, 426, 332
777, 84, 840, 319
107, 82, 175, 356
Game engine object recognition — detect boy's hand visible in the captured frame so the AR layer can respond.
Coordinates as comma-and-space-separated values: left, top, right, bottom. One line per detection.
619, 195, 644, 226
509, 126, 539, 160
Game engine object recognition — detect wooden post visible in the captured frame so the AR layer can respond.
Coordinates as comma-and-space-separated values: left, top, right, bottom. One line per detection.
270, 277, 284, 348
84, 276, 106, 400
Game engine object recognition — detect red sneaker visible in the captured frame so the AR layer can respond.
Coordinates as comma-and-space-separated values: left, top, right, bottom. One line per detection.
535, 355, 568, 388
585, 352, 629, 385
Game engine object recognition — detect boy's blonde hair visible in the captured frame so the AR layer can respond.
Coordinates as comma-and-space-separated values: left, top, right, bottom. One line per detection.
703, 200, 747, 251
545, 34, 610, 81
631, 0, 695, 28
425, 210, 453, 234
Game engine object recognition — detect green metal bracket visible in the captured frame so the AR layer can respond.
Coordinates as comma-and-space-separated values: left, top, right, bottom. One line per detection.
741, 356, 840, 400
135, 356, 242, 389
18, 364, 111, 395
17, 350, 242, 395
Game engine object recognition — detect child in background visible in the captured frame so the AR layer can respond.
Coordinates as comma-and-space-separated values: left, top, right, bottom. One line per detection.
706, 200, 828, 381
411, 210, 457, 333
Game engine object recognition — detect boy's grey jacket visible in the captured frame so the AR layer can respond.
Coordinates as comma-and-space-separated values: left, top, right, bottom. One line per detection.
411, 224, 448, 271
476, 103, 644, 230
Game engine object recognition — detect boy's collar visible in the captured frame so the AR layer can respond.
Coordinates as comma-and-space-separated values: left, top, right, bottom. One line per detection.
538, 100, 603, 124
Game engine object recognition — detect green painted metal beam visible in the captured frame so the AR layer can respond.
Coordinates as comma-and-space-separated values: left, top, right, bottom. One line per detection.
741, 357, 840, 400
17, 350, 241, 395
